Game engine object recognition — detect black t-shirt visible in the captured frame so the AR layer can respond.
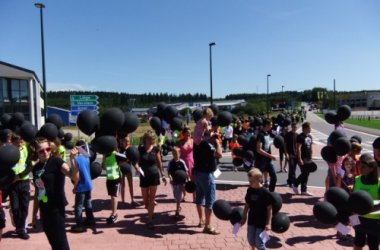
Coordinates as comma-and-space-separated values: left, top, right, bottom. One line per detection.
193, 140, 217, 173
138, 146, 160, 176
245, 187, 273, 228
284, 131, 298, 157
296, 132, 312, 162
255, 130, 272, 166
32, 157, 66, 210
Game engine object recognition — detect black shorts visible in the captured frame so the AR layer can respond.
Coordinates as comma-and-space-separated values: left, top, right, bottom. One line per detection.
0, 207, 5, 229
139, 173, 160, 188
106, 179, 121, 197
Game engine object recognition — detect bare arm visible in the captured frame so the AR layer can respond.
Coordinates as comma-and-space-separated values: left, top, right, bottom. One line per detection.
257, 141, 276, 161
266, 205, 273, 230
296, 142, 303, 165
240, 203, 249, 226
60, 148, 79, 183
156, 149, 167, 185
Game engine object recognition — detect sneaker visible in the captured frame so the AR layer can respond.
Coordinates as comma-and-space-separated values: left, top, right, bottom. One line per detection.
18, 232, 30, 240
70, 225, 86, 233
106, 214, 118, 224
301, 191, 314, 196
292, 185, 300, 195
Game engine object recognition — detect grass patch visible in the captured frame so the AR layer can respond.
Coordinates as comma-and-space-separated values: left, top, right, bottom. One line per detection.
316, 113, 380, 130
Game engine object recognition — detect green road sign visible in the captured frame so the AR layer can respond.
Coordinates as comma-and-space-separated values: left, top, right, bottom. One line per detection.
71, 100, 99, 106
70, 95, 98, 102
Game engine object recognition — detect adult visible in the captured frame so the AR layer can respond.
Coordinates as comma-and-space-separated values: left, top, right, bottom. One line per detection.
193, 129, 222, 235
279, 126, 288, 173
255, 119, 277, 192
118, 135, 140, 207
292, 122, 314, 196
30, 137, 78, 250
284, 122, 299, 188
177, 126, 194, 202
136, 130, 167, 229
353, 154, 380, 250
9, 134, 30, 239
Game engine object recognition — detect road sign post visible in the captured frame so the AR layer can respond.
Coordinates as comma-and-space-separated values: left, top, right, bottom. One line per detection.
70, 95, 99, 124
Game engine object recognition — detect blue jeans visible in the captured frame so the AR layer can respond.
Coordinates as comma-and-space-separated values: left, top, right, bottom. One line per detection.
74, 191, 94, 226
194, 171, 216, 209
247, 225, 266, 250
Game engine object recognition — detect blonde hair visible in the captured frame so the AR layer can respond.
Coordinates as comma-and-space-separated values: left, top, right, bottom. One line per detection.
203, 108, 214, 117
142, 130, 157, 145
247, 168, 262, 180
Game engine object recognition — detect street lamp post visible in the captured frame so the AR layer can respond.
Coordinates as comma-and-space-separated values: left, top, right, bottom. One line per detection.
266, 74, 271, 118
281, 85, 285, 109
209, 42, 216, 105
35, 3, 47, 120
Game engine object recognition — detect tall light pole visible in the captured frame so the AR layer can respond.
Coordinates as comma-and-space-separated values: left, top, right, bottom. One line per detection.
281, 84, 285, 109
209, 42, 216, 104
266, 74, 271, 118
35, 3, 47, 120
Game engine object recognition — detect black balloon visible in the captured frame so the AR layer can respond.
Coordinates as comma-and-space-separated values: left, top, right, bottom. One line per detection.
233, 147, 244, 158
192, 109, 203, 123
210, 117, 217, 127
303, 160, 318, 173
9, 112, 25, 130
237, 135, 249, 147
38, 123, 59, 141
350, 135, 362, 144
0, 114, 12, 128
325, 187, 350, 213
58, 129, 65, 139
336, 211, 350, 225
170, 117, 183, 131
120, 112, 140, 134
271, 213, 290, 233
348, 190, 374, 215
0, 144, 20, 169
91, 136, 117, 155
328, 130, 346, 146
232, 157, 243, 166
244, 150, 254, 161
156, 102, 168, 119
149, 116, 162, 131
77, 110, 99, 136
229, 207, 244, 225
212, 199, 232, 221
64, 141, 75, 150
283, 117, 292, 127
19, 122, 37, 142
313, 201, 338, 225
0, 168, 16, 189
325, 111, 338, 125
333, 137, 351, 156
164, 106, 178, 123
337, 105, 351, 121
173, 169, 187, 185
120, 162, 132, 175
270, 192, 283, 215
209, 104, 219, 115
100, 108, 125, 135
126, 146, 140, 164
46, 114, 63, 129
64, 132, 73, 142
217, 111, 233, 127
90, 161, 102, 179
89, 146, 97, 163
184, 181, 196, 193
321, 146, 337, 163
273, 135, 285, 149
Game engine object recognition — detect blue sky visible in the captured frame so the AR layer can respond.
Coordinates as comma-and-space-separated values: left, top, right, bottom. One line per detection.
1, 0, 380, 98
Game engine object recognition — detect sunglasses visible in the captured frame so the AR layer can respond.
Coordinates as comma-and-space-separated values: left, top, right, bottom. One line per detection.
38, 147, 51, 154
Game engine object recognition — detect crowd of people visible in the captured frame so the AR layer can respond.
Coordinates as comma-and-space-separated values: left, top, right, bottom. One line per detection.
0, 107, 379, 250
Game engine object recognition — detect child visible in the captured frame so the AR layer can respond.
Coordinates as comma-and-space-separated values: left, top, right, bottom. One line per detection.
340, 156, 356, 193
229, 134, 241, 172
101, 148, 121, 224
71, 140, 95, 232
241, 168, 273, 250
167, 147, 189, 219
193, 108, 214, 145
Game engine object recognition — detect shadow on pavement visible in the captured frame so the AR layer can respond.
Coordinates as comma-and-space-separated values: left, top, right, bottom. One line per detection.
266, 235, 283, 249
285, 234, 335, 246
289, 214, 332, 229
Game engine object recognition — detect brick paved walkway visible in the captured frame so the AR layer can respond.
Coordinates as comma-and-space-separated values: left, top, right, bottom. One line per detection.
1, 178, 354, 250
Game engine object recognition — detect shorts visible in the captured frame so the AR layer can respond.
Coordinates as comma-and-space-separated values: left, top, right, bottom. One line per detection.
0, 207, 5, 229
194, 171, 216, 210
172, 184, 183, 202
353, 217, 380, 248
139, 173, 160, 188
106, 179, 121, 197
247, 225, 266, 250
